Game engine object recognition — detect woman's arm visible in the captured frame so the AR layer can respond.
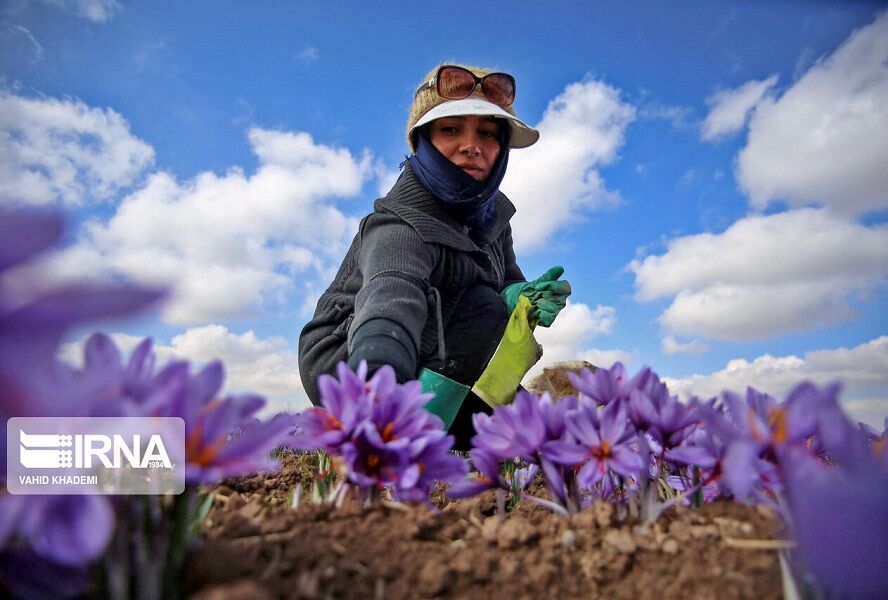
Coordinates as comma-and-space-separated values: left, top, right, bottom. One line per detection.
347, 214, 439, 382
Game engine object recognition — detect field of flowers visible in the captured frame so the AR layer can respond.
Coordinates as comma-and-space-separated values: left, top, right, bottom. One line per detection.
2, 208, 886, 599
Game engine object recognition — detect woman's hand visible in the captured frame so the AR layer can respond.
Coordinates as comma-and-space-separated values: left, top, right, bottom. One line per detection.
500, 266, 571, 327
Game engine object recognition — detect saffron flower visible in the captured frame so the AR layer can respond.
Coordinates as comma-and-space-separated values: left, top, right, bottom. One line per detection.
447, 448, 508, 499
544, 398, 643, 488
465, 391, 581, 509
665, 423, 727, 497
567, 362, 631, 406
783, 410, 888, 599
66, 333, 298, 484
362, 368, 445, 452
711, 383, 837, 502
0, 209, 162, 574
625, 373, 698, 450
290, 361, 373, 453
141, 356, 298, 484
395, 430, 469, 503
858, 417, 886, 465
0, 211, 164, 476
292, 362, 464, 501
470, 390, 548, 461
0, 494, 114, 567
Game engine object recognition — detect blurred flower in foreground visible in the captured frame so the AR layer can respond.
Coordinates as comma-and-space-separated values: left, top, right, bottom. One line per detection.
79, 334, 299, 484
0, 494, 114, 566
0, 209, 163, 579
704, 384, 835, 503
783, 401, 888, 599
0, 210, 165, 475
1, 209, 296, 591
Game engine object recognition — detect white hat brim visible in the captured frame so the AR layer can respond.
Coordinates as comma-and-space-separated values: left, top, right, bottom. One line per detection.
409, 97, 540, 149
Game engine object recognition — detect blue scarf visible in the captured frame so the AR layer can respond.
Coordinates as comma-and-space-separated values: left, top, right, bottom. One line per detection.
407, 127, 510, 234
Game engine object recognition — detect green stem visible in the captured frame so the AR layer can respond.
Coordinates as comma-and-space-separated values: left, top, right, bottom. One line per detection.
692, 467, 703, 508
163, 487, 197, 599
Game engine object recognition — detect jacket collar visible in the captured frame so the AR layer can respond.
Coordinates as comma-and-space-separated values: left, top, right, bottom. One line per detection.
375, 163, 516, 251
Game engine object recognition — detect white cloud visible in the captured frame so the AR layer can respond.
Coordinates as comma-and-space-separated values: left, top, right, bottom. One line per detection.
577, 348, 631, 370
61, 325, 310, 413
167, 325, 306, 404
629, 208, 888, 339
700, 75, 778, 141
501, 79, 635, 253
374, 162, 401, 197
32, 0, 121, 22
524, 301, 626, 382
3, 24, 44, 62
663, 336, 888, 427
44, 126, 370, 324
294, 46, 319, 65
0, 92, 154, 207
736, 12, 888, 214
661, 335, 708, 355
637, 102, 694, 130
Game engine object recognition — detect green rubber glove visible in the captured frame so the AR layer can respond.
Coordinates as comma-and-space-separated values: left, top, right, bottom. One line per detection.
473, 295, 542, 408
500, 266, 572, 327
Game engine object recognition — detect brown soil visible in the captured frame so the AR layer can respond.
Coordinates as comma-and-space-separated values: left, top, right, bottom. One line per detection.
186, 453, 783, 599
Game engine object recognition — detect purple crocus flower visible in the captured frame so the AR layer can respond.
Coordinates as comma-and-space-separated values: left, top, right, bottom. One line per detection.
0, 210, 165, 574
69, 334, 298, 485
665, 424, 726, 491
0, 211, 164, 398
0, 493, 114, 567
362, 368, 442, 453
294, 362, 461, 502
782, 409, 888, 599
858, 418, 886, 465
340, 421, 405, 489
470, 390, 548, 461
625, 376, 698, 449
0, 211, 164, 476
544, 398, 643, 488
168, 361, 296, 484
703, 383, 837, 503
467, 391, 583, 508
395, 431, 468, 502
289, 361, 375, 453
567, 362, 631, 406
447, 448, 507, 499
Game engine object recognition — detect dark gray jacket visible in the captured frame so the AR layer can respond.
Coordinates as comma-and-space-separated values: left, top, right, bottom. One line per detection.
298, 163, 525, 404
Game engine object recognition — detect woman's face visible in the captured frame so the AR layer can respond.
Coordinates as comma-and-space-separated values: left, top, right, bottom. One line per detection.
428, 115, 501, 181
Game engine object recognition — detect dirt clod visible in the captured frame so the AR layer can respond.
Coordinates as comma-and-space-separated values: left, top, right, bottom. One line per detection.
603, 528, 637, 554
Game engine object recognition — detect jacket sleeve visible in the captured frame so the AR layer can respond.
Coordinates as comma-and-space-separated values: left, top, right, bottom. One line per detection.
501, 224, 525, 289
347, 213, 439, 380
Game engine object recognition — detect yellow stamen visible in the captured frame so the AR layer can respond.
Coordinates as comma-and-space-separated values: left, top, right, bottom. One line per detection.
769, 408, 788, 444
186, 424, 225, 466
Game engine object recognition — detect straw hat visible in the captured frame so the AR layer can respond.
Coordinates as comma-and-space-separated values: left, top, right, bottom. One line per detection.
405, 63, 540, 152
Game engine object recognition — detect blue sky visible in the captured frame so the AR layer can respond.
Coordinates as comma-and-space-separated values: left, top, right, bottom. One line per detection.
2, 1, 886, 424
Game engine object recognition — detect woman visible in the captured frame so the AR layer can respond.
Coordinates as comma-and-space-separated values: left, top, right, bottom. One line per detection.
298, 63, 571, 447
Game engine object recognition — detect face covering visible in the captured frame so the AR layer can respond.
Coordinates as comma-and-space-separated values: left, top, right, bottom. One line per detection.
407, 124, 510, 234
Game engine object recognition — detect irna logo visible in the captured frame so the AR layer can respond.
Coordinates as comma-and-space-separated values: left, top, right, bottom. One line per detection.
19, 430, 173, 470
7, 416, 185, 495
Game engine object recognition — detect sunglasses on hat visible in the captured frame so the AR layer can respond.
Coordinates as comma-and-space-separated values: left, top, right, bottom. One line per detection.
415, 65, 516, 108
